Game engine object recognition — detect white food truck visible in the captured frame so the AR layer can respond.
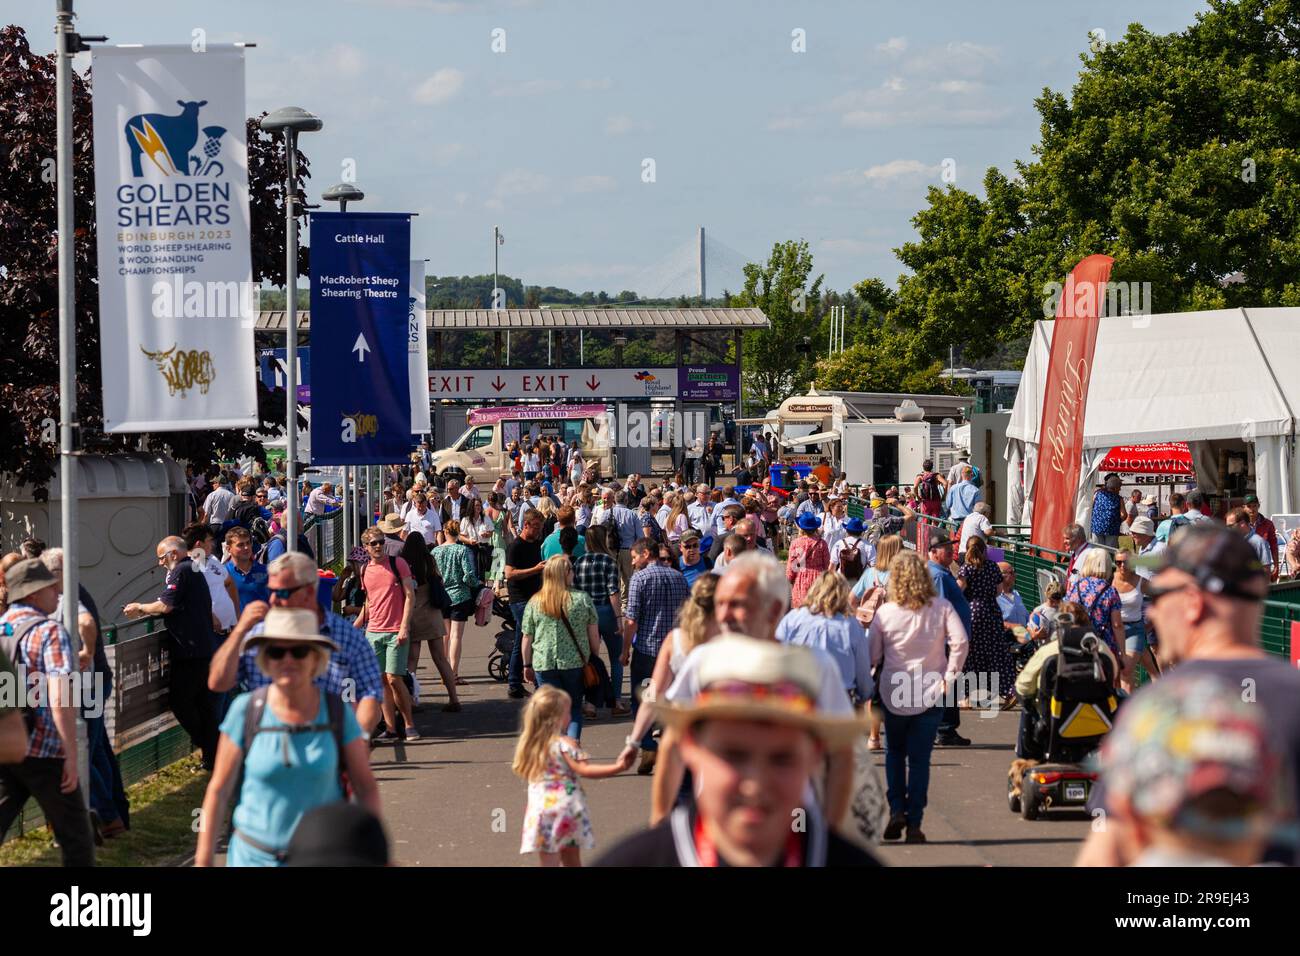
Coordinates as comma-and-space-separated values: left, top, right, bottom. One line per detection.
740, 393, 931, 488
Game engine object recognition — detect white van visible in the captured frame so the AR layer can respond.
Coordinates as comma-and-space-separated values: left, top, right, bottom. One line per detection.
430, 403, 614, 484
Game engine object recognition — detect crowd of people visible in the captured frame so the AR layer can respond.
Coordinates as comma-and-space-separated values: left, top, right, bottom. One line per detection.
0, 442, 1295, 870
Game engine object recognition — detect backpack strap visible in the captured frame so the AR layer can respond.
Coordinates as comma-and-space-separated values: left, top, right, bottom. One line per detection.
0, 615, 51, 734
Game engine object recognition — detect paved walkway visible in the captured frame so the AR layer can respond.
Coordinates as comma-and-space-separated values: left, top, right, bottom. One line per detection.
374, 619, 1093, 866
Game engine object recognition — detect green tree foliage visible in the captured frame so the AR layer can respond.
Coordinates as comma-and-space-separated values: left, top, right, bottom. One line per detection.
891, 0, 1300, 364
732, 239, 824, 410
0, 26, 306, 497
814, 339, 957, 395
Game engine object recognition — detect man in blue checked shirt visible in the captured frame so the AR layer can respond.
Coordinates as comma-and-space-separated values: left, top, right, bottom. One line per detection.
622, 539, 691, 774
209, 551, 384, 736
944, 466, 983, 520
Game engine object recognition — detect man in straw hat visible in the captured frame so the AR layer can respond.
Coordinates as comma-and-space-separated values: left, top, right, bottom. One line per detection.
0, 558, 96, 865
595, 636, 880, 867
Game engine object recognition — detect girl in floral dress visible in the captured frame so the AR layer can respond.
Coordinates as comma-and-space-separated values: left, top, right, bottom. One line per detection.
512, 686, 633, 866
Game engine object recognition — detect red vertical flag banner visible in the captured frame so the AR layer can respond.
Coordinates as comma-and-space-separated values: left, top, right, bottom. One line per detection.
1029, 254, 1115, 551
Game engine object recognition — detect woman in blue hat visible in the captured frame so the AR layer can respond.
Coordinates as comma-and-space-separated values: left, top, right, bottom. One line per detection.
787, 511, 830, 609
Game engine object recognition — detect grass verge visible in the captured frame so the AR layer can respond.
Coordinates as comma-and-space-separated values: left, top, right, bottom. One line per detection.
0, 755, 207, 867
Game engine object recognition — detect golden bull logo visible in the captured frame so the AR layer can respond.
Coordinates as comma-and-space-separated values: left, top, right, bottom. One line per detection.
140, 345, 215, 397
342, 411, 379, 443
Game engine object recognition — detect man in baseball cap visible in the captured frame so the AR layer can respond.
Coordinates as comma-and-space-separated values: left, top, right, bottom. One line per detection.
1079, 523, 1300, 866
595, 636, 878, 867
1099, 673, 1282, 866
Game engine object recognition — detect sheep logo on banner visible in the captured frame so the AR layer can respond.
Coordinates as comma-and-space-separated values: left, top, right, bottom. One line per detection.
125, 99, 228, 177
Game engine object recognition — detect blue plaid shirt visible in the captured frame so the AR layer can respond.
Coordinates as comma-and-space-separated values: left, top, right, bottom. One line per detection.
239, 607, 383, 705
1091, 489, 1123, 536
624, 564, 690, 657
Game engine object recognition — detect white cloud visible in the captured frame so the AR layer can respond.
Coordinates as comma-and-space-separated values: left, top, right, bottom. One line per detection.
495, 169, 550, 197
572, 175, 617, 193
492, 78, 564, 97
904, 41, 999, 79
605, 115, 649, 135
842, 106, 1011, 128
412, 67, 465, 105
829, 75, 1011, 129
578, 77, 613, 91
877, 37, 907, 55
862, 159, 939, 185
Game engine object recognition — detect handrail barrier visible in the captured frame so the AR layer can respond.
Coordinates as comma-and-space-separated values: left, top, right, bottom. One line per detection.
911, 513, 1291, 665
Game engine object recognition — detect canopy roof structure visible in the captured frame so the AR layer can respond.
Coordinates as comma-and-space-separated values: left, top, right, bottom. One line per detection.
255, 307, 769, 332
1006, 308, 1300, 519
1008, 308, 1300, 446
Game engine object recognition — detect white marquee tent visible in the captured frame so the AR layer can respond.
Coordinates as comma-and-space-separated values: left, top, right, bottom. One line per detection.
1005, 308, 1300, 526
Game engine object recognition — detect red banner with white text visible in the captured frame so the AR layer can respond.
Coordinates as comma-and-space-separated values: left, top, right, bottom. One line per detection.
1030, 254, 1115, 550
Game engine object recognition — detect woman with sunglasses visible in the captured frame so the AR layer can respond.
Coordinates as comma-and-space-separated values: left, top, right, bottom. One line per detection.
196, 607, 381, 867
1112, 551, 1154, 693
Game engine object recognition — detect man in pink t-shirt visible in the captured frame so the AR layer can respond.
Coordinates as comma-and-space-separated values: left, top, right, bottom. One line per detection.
356, 527, 419, 741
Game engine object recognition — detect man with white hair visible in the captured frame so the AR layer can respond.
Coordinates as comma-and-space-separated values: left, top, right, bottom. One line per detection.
686, 484, 714, 539
124, 536, 220, 771
944, 466, 982, 520
200, 474, 236, 529
306, 482, 338, 517
627, 551, 858, 830
1091, 474, 1125, 548
209, 551, 384, 735
959, 501, 993, 554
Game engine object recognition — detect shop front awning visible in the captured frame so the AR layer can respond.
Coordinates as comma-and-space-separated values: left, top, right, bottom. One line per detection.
1099, 442, 1193, 475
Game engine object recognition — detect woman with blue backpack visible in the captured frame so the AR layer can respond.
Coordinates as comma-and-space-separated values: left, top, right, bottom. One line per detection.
195, 607, 381, 866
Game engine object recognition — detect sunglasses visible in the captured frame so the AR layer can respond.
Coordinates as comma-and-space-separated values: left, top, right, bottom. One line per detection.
264, 645, 313, 660
364, 540, 384, 549
269, 582, 314, 600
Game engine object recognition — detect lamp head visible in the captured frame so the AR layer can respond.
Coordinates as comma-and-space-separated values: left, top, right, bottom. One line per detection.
260, 106, 323, 134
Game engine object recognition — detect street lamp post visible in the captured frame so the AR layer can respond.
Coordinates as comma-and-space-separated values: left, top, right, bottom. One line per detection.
53, 0, 104, 827
321, 183, 364, 554
260, 107, 322, 552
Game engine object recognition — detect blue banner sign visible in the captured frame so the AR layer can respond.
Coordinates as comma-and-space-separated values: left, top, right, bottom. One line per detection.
259, 347, 311, 403
308, 211, 412, 464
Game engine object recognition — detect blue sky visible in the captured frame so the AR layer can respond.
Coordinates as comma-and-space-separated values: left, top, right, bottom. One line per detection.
16, 0, 1207, 295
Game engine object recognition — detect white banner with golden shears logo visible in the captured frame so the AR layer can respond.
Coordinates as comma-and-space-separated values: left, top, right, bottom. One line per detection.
91, 45, 256, 431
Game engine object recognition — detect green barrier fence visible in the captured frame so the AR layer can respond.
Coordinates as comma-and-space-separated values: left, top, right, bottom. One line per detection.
912, 513, 1292, 665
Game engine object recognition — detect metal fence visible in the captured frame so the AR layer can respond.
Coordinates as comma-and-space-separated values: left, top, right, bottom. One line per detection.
911, 513, 1292, 665
305, 507, 346, 574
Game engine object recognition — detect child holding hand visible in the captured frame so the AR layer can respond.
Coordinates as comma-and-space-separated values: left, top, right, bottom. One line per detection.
512, 685, 633, 866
